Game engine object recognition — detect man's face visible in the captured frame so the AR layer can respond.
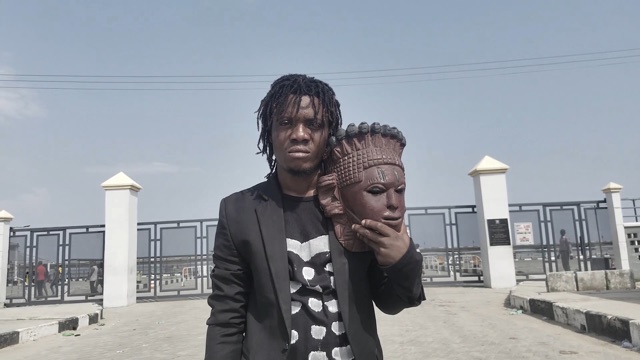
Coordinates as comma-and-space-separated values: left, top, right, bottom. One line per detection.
272, 95, 329, 177
339, 165, 406, 232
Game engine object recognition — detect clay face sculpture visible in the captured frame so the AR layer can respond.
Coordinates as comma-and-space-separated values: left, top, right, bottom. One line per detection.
318, 122, 407, 252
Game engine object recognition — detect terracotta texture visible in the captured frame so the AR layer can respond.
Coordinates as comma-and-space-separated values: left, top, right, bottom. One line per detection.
318, 122, 407, 252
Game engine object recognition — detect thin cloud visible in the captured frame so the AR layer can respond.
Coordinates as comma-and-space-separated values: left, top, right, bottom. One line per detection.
84, 162, 201, 175
0, 65, 45, 123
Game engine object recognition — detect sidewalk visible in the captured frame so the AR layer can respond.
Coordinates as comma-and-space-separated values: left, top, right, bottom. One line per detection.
510, 280, 640, 347
0, 302, 102, 349
1, 282, 640, 357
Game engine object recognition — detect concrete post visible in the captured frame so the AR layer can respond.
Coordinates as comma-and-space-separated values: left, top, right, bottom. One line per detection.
0, 210, 14, 308
468, 156, 517, 288
602, 182, 630, 270
101, 172, 142, 308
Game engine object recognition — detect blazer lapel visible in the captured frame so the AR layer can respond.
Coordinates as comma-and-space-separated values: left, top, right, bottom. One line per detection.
255, 177, 291, 335
328, 226, 350, 333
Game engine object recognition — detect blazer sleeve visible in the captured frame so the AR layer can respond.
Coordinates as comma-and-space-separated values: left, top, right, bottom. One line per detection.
368, 238, 426, 315
205, 198, 252, 360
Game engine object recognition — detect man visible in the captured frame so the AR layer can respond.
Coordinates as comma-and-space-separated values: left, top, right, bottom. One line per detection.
88, 262, 98, 294
205, 74, 425, 360
558, 229, 572, 271
49, 263, 60, 297
97, 262, 104, 293
35, 261, 47, 299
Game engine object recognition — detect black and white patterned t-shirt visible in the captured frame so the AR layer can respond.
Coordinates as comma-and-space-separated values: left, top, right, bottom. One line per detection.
282, 194, 353, 360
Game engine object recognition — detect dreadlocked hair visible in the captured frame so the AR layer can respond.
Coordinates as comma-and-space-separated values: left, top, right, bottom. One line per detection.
256, 74, 343, 178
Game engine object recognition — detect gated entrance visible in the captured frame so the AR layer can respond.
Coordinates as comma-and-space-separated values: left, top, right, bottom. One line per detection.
409, 199, 610, 282
6, 225, 105, 306
5, 199, 615, 305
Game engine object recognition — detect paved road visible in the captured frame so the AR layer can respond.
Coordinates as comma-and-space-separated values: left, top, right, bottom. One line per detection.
1, 286, 637, 359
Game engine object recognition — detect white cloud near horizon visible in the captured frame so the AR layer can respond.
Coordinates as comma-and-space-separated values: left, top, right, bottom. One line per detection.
0, 65, 45, 123
84, 161, 202, 175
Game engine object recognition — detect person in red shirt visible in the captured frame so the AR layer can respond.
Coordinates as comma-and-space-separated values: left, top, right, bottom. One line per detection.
35, 261, 48, 299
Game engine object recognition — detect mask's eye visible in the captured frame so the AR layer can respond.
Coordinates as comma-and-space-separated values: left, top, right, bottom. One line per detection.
367, 186, 385, 195
396, 186, 406, 194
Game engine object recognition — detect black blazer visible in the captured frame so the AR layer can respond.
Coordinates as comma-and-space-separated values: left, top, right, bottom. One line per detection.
205, 176, 425, 360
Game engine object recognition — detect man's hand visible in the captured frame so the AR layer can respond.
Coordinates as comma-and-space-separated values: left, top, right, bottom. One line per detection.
352, 220, 410, 266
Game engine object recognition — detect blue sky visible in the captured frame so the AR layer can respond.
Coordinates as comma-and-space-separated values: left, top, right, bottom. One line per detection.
1, 1, 639, 227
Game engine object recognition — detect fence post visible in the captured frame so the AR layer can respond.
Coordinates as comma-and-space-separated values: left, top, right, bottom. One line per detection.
468, 156, 517, 288
602, 182, 630, 270
101, 172, 142, 308
0, 210, 14, 308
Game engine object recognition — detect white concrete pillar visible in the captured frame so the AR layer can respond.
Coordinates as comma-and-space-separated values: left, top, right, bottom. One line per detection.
602, 182, 630, 270
468, 156, 517, 289
101, 172, 142, 308
0, 210, 14, 308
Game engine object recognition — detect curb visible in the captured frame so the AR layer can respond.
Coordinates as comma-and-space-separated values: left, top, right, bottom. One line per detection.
0, 309, 103, 350
509, 291, 640, 346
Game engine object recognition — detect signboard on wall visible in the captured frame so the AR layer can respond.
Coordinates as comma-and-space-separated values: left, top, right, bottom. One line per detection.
487, 218, 511, 246
514, 222, 534, 245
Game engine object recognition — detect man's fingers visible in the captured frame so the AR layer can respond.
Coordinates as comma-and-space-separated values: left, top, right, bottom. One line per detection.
360, 219, 396, 237
352, 224, 384, 245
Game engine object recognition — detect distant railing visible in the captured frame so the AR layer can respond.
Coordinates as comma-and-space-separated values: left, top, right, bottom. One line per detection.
622, 198, 640, 223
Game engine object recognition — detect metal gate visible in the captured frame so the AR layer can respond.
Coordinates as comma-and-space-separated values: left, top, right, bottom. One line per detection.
6, 225, 105, 306
135, 218, 217, 301
407, 205, 480, 281
509, 200, 609, 275
408, 199, 609, 282
6, 198, 615, 304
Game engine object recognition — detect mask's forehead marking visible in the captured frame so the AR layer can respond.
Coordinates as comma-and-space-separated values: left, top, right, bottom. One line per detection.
367, 167, 389, 185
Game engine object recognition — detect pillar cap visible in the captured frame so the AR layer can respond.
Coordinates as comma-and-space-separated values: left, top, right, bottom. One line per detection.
602, 182, 623, 193
0, 210, 14, 222
101, 172, 142, 192
468, 156, 509, 177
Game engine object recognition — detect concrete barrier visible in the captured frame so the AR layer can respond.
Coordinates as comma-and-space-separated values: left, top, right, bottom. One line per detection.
546, 272, 577, 292
552, 303, 587, 332
584, 311, 632, 342
630, 320, 640, 346
509, 293, 637, 346
576, 270, 607, 291
605, 269, 636, 290
509, 293, 530, 312
0, 310, 102, 350
546, 270, 636, 292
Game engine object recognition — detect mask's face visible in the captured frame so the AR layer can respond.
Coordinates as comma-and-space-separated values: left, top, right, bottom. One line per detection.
339, 165, 406, 232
